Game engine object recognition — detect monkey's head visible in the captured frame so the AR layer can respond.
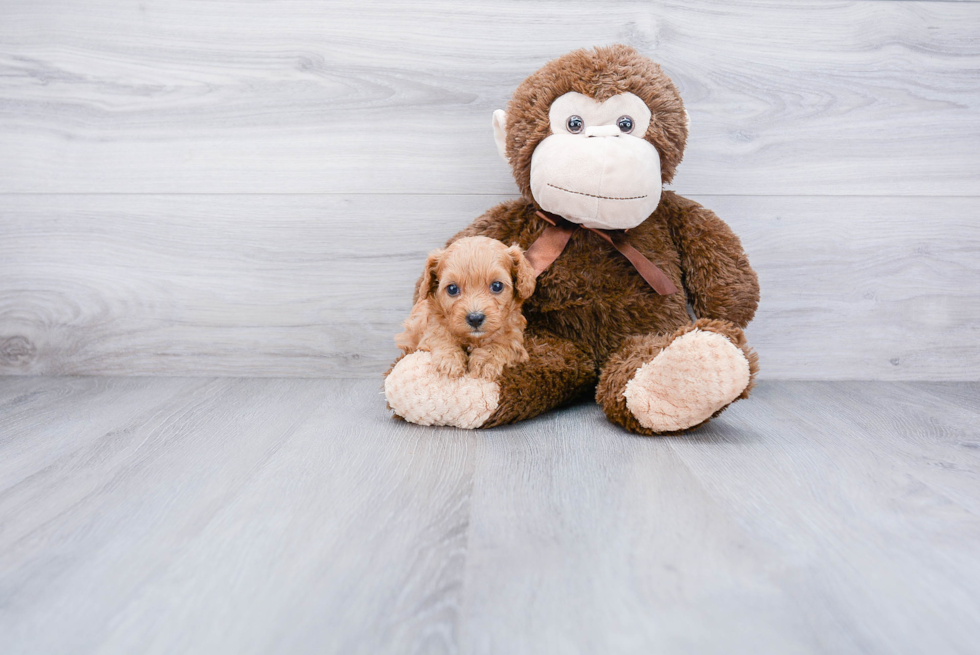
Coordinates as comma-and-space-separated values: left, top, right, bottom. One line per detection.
492, 45, 688, 230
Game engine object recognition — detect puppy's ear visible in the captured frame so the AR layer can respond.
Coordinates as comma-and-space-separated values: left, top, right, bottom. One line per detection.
416, 248, 444, 301
507, 245, 536, 301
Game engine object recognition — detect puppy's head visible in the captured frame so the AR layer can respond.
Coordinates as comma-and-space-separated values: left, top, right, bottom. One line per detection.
419, 236, 535, 342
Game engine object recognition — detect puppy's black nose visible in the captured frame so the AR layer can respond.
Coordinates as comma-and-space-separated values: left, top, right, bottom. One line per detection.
466, 312, 485, 329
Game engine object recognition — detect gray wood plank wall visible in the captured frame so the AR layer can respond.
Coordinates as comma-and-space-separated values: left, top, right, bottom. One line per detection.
1, 0, 978, 379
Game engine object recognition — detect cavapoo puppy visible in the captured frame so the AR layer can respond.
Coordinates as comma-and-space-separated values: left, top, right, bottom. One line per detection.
396, 236, 535, 380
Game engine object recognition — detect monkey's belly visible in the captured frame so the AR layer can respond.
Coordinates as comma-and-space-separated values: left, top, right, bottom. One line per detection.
523, 231, 687, 363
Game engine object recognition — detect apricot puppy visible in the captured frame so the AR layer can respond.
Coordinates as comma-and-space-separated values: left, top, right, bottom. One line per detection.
395, 236, 536, 380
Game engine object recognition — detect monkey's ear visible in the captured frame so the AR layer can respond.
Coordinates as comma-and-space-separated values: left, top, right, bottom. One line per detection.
492, 109, 509, 164
684, 109, 691, 132
507, 245, 536, 301
417, 248, 444, 301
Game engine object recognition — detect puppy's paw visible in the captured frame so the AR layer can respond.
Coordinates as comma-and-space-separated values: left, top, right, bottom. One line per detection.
468, 353, 504, 380
431, 348, 467, 378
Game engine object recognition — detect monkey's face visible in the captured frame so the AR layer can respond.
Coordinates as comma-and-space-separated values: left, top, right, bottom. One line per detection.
491, 46, 690, 231
527, 92, 662, 230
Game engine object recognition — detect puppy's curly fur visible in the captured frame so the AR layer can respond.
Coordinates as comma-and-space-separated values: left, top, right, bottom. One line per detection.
396, 236, 535, 380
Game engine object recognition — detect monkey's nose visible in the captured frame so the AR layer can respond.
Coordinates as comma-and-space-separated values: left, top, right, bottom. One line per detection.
466, 312, 485, 329
584, 125, 621, 138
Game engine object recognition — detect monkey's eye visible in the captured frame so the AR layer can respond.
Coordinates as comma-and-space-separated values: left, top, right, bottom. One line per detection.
617, 116, 634, 133
490, 281, 504, 294
566, 115, 584, 134
446, 284, 460, 297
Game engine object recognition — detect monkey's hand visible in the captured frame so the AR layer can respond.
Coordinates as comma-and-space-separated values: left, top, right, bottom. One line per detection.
384, 351, 499, 429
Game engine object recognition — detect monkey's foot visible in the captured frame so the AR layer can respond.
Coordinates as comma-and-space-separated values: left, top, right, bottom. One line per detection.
385, 351, 499, 429
623, 329, 751, 432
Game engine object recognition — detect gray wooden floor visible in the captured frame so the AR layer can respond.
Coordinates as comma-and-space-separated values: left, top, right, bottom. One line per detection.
1, 378, 978, 654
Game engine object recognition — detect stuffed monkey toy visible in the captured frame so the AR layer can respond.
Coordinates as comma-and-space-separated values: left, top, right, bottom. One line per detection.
385, 45, 759, 434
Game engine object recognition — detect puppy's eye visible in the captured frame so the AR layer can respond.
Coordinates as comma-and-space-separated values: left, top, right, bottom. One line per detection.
490, 281, 504, 294
445, 284, 459, 297
566, 115, 584, 134
617, 115, 634, 133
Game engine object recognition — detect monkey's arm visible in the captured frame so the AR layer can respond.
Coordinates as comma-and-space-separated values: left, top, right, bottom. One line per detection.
481, 329, 596, 427
384, 329, 594, 429
667, 198, 759, 329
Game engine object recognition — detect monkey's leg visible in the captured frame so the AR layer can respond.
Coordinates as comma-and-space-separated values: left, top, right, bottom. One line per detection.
596, 319, 759, 435
385, 330, 596, 429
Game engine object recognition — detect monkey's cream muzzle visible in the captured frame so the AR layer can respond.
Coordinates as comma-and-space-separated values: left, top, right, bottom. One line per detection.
529, 131, 662, 230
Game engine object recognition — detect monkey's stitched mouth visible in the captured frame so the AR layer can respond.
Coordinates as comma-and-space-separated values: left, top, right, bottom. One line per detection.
547, 184, 647, 201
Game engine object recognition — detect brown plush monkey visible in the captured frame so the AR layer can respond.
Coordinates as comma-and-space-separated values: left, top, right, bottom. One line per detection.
385, 45, 759, 435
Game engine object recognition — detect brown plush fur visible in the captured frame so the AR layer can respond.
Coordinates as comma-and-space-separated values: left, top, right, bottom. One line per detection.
395, 236, 535, 380
480, 329, 598, 428
391, 45, 760, 434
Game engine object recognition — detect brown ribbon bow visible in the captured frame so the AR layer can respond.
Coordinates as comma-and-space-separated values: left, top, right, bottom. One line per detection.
524, 210, 679, 296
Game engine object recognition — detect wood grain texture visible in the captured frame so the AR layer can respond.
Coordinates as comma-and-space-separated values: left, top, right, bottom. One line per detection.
1, 194, 977, 379
0, 0, 978, 195
1, 377, 978, 654
462, 381, 980, 654
0, 377, 478, 655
